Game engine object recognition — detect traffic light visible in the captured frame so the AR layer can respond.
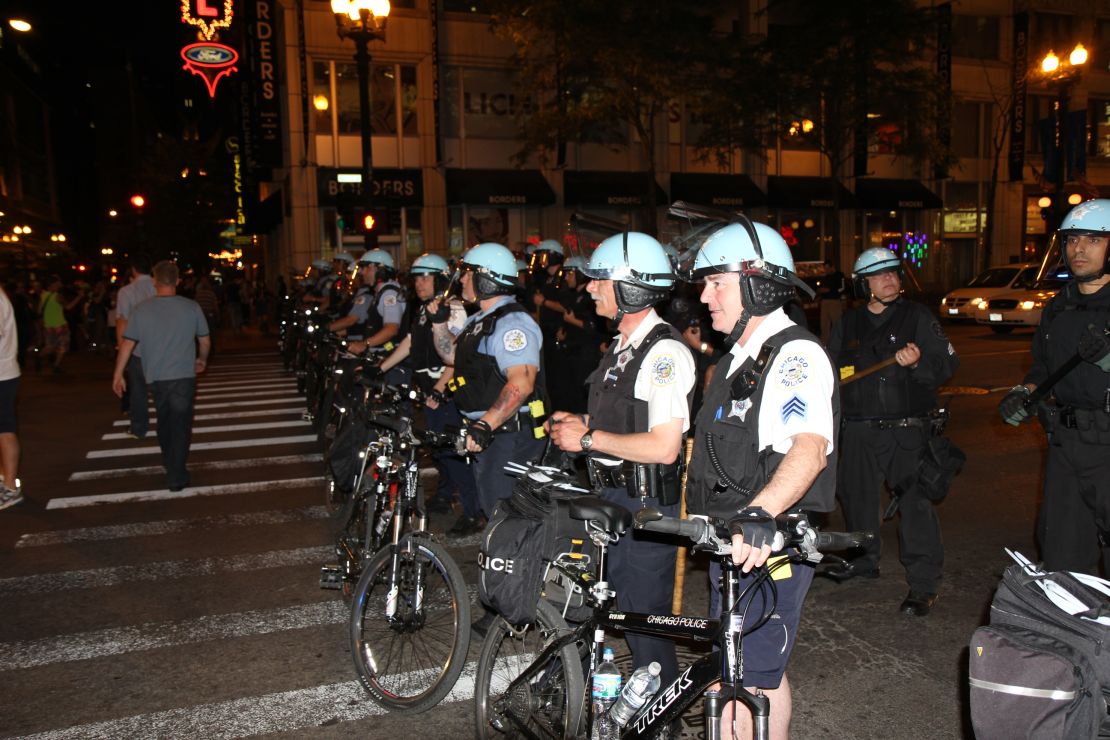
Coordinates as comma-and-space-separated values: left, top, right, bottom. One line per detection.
130, 194, 145, 208
363, 212, 377, 231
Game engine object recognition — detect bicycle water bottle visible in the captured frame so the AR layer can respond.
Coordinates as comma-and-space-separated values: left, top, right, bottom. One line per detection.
590, 647, 621, 740
609, 661, 662, 727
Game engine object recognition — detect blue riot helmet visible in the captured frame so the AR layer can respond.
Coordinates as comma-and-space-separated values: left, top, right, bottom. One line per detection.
334, 251, 355, 266
1059, 199, 1110, 280
687, 216, 813, 344
851, 247, 903, 300
585, 232, 675, 320
661, 242, 680, 269
563, 255, 588, 274
462, 242, 518, 299
359, 248, 396, 279
515, 259, 528, 273
311, 258, 331, 272
411, 252, 451, 292
531, 238, 565, 270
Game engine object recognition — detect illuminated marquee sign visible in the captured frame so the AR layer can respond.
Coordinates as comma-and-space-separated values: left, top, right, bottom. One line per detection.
181, 42, 239, 98
180, 0, 234, 41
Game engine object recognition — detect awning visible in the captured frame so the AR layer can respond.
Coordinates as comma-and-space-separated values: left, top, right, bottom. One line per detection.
855, 178, 942, 210
564, 170, 668, 208
670, 173, 766, 208
767, 176, 856, 209
446, 169, 555, 207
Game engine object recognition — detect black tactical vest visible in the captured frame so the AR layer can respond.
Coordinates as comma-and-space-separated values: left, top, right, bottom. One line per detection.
1037, 282, 1110, 408
586, 322, 690, 442
454, 300, 547, 415
347, 286, 373, 339
359, 282, 404, 342
408, 300, 444, 392
835, 300, 936, 419
686, 324, 839, 520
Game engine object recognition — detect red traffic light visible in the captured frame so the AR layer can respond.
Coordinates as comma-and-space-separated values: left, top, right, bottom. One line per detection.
130, 195, 146, 208
363, 213, 376, 231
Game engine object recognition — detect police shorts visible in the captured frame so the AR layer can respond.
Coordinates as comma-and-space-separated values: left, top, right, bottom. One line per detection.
0, 377, 18, 434
708, 557, 815, 689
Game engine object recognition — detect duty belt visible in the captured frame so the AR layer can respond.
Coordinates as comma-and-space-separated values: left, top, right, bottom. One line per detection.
848, 416, 930, 430
1057, 406, 1110, 430
586, 456, 675, 499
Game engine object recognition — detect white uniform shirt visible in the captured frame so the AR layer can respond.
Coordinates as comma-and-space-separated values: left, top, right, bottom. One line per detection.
0, 288, 19, 382
607, 309, 696, 433
726, 308, 836, 455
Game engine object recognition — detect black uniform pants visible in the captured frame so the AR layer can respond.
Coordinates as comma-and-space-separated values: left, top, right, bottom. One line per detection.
1040, 426, 1110, 575
837, 421, 943, 593
598, 486, 680, 688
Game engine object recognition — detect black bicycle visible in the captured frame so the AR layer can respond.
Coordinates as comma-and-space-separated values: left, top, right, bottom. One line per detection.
321, 406, 472, 714
473, 466, 866, 739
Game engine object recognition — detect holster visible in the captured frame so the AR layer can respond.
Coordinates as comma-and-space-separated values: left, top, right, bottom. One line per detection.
586, 456, 682, 506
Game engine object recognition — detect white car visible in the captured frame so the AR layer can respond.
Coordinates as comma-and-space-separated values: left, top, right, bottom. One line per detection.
973, 276, 1066, 333
940, 263, 1039, 320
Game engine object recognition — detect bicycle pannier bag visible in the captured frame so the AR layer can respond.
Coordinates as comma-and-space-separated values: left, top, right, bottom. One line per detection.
969, 564, 1110, 740
478, 478, 553, 627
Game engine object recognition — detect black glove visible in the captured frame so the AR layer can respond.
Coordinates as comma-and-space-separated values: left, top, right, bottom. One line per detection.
998, 385, 1032, 426
727, 506, 777, 550
426, 301, 450, 323
359, 363, 383, 382
466, 419, 493, 452
1078, 324, 1110, 372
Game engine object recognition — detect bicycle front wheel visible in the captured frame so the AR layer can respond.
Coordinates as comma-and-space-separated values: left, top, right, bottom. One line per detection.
349, 535, 471, 713
474, 600, 585, 740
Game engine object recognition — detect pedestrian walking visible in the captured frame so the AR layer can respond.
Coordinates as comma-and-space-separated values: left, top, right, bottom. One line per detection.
0, 283, 22, 510
115, 255, 156, 438
111, 261, 210, 492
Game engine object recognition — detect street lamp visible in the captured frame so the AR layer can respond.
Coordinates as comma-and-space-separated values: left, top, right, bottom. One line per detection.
331, 0, 390, 251
1038, 43, 1088, 236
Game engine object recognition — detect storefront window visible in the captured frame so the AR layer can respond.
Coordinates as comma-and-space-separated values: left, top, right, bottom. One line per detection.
405, 208, 424, 257
951, 15, 1000, 60
777, 212, 822, 263
400, 66, 418, 136
1092, 99, 1110, 159
780, 109, 819, 151
462, 68, 534, 139
1025, 197, 1047, 235
332, 62, 416, 135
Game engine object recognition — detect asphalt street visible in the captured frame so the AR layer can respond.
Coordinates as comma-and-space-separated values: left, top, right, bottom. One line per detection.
0, 320, 1048, 739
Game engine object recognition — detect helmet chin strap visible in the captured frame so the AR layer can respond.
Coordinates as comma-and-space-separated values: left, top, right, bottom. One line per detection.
723, 310, 751, 349
870, 289, 903, 307
1075, 271, 1104, 284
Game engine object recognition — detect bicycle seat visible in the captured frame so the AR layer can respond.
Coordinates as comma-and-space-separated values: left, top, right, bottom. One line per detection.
567, 496, 633, 535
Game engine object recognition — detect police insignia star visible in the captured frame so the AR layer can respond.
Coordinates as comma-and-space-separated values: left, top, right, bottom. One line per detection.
651, 356, 676, 385
503, 328, 528, 352
729, 398, 751, 421
614, 349, 634, 372
781, 395, 807, 422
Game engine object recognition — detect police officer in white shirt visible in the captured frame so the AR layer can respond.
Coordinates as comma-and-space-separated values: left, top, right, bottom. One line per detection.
683, 218, 838, 740
549, 232, 696, 688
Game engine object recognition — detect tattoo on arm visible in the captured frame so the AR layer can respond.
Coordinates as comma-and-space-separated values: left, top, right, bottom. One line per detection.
432, 324, 456, 363
488, 382, 523, 425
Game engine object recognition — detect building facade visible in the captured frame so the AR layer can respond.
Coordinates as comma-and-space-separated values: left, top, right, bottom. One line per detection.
256, 0, 1110, 290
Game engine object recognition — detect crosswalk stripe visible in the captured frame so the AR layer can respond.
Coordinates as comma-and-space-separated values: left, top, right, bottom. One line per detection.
21, 661, 497, 739
195, 380, 295, 391
211, 352, 278, 358
195, 389, 299, 401
0, 600, 348, 670
16, 505, 330, 547
86, 435, 317, 459
112, 407, 306, 426
203, 362, 283, 370
68, 453, 323, 482
0, 545, 330, 596
101, 419, 310, 440
45, 476, 326, 509
191, 397, 304, 411
200, 371, 288, 380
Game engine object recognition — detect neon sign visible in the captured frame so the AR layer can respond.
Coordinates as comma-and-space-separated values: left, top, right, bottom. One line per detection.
180, 0, 234, 41
181, 42, 239, 98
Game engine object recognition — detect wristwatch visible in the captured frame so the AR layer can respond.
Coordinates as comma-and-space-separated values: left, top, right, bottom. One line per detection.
579, 429, 597, 452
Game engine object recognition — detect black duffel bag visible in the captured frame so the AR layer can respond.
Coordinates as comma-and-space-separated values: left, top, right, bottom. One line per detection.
327, 420, 379, 494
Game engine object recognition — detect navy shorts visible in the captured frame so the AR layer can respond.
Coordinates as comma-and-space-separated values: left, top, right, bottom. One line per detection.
0, 377, 18, 433
708, 556, 814, 689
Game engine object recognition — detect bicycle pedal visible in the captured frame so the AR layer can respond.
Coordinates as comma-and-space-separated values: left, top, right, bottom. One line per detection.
319, 566, 343, 590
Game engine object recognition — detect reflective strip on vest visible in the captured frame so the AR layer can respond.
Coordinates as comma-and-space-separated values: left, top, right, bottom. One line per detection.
968, 677, 1076, 701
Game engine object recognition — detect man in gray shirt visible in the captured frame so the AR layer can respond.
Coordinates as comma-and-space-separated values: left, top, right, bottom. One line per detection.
112, 261, 210, 492
115, 255, 156, 438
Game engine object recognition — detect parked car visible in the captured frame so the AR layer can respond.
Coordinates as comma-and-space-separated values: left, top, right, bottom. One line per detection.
940, 262, 1039, 321
973, 274, 1067, 333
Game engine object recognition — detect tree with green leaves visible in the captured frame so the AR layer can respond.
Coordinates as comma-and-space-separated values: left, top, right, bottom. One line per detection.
487, 0, 724, 234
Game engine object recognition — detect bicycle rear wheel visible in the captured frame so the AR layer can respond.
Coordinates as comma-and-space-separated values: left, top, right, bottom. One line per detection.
349, 535, 471, 713
474, 600, 585, 739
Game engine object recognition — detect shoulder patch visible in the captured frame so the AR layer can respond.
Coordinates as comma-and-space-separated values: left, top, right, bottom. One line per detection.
382, 293, 398, 307
503, 328, 528, 352
651, 355, 676, 385
353, 296, 367, 306
777, 354, 810, 387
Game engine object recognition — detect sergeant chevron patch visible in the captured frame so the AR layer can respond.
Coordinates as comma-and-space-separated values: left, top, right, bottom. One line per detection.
781, 395, 807, 422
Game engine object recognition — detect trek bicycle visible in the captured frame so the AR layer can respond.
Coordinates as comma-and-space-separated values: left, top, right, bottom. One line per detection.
473, 465, 866, 739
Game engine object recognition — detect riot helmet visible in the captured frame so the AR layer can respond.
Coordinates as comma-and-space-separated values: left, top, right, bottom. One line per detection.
852, 247, 903, 302
1058, 199, 1110, 281
530, 238, 565, 270
410, 252, 451, 293
359, 248, 396, 280
461, 243, 518, 300
584, 232, 675, 322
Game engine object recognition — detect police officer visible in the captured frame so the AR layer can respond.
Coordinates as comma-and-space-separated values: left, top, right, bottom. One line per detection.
377, 253, 481, 528
999, 199, 1110, 575
302, 259, 334, 305
549, 255, 603, 413
454, 243, 548, 518
683, 219, 837, 740
826, 247, 958, 617
338, 249, 406, 349
548, 232, 695, 688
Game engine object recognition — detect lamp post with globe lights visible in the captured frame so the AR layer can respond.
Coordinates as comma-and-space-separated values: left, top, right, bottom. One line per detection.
331, 0, 390, 251
1038, 43, 1088, 237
